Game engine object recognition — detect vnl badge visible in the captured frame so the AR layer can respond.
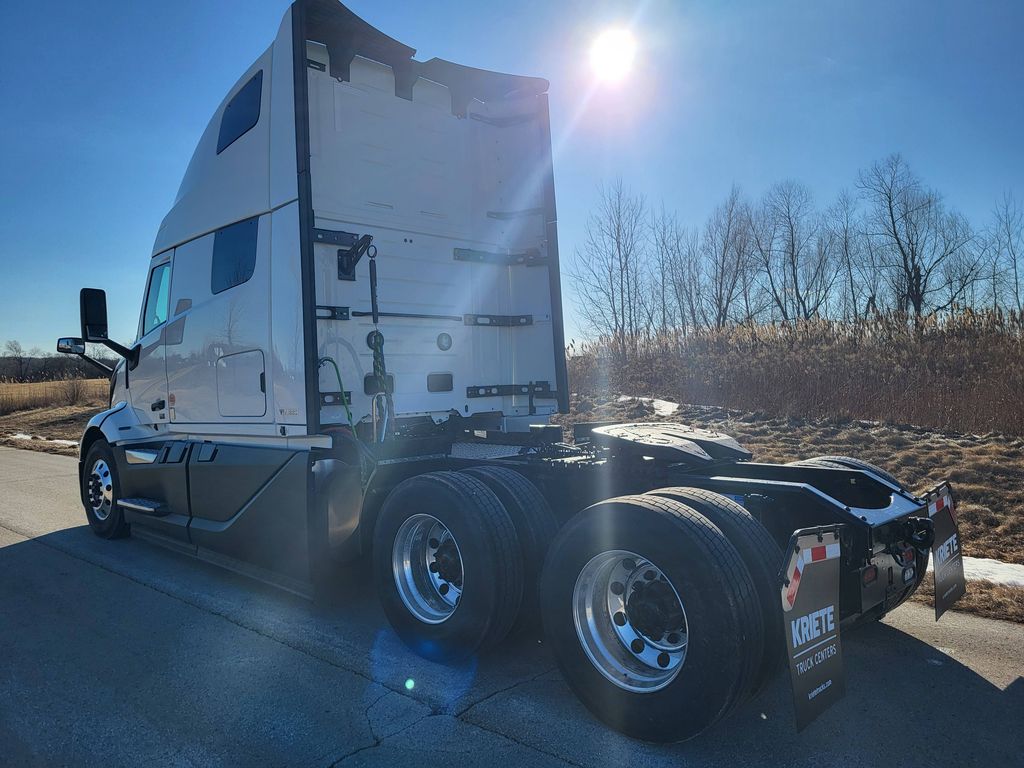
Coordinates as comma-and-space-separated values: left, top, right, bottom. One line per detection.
926, 482, 966, 620
780, 527, 846, 731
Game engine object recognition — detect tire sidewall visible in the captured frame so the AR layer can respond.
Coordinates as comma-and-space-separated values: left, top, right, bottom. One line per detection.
82, 441, 125, 538
373, 475, 502, 662
541, 502, 746, 742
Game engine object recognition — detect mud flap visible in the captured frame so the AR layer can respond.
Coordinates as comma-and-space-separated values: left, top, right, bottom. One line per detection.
925, 482, 967, 620
780, 525, 846, 731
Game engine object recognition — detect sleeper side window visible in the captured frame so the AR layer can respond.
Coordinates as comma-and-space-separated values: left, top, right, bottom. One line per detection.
142, 263, 171, 337
217, 70, 263, 154
211, 217, 259, 294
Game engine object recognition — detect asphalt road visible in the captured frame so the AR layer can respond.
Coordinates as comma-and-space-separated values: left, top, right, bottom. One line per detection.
1, 446, 1021, 767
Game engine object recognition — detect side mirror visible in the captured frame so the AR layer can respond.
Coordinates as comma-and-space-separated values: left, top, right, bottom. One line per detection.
56, 337, 86, 355
80, 287, 109, 342
76, 287, 135, 365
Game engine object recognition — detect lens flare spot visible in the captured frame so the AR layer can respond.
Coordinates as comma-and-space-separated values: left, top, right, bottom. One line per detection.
405, 678, 415, 691
589, 28, 637, 83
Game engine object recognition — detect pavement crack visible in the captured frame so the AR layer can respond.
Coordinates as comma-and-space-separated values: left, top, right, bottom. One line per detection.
327, 711, 432, 767
454, 665, 556, 718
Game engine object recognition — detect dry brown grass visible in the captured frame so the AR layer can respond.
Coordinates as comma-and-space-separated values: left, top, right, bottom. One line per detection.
0, 379, 107, 415
0, 380, 107, 456
569, 313, 1024, 436
910, 574, 1024, 624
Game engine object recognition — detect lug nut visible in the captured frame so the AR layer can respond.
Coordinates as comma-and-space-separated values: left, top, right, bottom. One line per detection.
630, 638, 645, 654
429, 538, 440, 549
622, 559, 636, 571
657, 652, 670, 668
610, 581, 625, 596
613, 611, 627, 626
429, 562, 438, 573
667, 632, 681, 645
643, 570, 656, 581
439, 583, 450, 596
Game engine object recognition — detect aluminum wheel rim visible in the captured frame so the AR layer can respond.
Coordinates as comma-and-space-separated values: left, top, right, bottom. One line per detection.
87, 458, 114, 521
392, 514, 463, 624
572, 550, 688, 693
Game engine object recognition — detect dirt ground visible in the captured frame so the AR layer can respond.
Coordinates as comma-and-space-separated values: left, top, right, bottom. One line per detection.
909, 574, 1024, 623
0, 404, 100, 457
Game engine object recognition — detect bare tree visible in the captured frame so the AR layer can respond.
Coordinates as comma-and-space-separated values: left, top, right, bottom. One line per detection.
701, 186, 752, 328
667, 225, 705, 332
649, 206, 680, 331
3, 340, 30, 381
826, 191, 866, 321
752, 181, 835, 322
858, 154, 977, 318
569, 180, 650, 355
992, 192, 1024, 312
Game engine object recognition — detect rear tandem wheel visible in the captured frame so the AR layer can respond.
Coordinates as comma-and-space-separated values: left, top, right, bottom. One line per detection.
540, 494, 764, 743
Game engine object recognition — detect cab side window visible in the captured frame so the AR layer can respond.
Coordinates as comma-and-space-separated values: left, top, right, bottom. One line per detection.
211, 217, 258, 294
142, 263, 171, 337
217, 70, 263, 154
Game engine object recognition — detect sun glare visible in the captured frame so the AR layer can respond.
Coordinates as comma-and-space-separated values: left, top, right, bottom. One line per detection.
589, 28, 637, 83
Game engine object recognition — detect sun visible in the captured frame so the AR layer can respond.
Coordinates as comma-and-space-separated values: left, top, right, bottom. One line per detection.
589, 28, 637, 83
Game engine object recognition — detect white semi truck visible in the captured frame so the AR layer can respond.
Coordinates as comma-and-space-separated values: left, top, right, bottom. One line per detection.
57, 0, 962, 742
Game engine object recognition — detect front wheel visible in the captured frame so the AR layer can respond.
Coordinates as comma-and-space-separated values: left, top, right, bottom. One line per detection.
540, 495, 763, 742
81, 440, 129, 539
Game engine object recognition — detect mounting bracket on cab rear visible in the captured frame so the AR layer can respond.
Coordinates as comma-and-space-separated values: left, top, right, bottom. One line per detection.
337, 234, 376, 281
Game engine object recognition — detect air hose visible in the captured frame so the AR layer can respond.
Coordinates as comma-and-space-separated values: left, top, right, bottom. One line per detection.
318, 356, 355, 430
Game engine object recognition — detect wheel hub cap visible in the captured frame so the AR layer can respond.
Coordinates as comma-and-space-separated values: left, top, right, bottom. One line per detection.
392, 514, 464, 624
87, 459, 113, 521
572, 550, 689, 692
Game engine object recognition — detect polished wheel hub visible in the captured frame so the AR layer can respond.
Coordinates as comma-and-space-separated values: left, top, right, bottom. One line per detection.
87, 458, 114, 521
572, 550, 688, 692
393, 514, 464, 624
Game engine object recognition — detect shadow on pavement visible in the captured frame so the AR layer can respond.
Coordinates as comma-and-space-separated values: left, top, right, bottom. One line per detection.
1, 525, 1021, 767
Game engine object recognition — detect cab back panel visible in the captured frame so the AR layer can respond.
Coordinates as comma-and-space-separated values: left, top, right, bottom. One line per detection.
307, 52, 560, 423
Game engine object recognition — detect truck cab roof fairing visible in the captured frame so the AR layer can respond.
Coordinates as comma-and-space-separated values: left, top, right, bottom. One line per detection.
300, 0, 548, 113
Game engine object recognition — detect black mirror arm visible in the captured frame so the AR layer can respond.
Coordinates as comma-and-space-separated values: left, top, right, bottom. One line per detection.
77, 353, 114, 376
98, 339, 137, 366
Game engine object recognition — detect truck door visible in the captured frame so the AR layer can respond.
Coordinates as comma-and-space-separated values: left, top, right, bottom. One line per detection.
129, 259, 171, 427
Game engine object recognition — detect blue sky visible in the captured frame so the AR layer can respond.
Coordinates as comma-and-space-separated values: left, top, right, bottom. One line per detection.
1, 0, 1022, 351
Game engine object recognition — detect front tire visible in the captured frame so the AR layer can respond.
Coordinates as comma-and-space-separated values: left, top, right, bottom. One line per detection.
82, 440, 129, 539
540, 495, 764, 742
373, 471, 524, 662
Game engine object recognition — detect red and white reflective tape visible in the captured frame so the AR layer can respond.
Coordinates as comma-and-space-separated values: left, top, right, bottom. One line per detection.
783, 542, 841, 610
928, 491, 955, 522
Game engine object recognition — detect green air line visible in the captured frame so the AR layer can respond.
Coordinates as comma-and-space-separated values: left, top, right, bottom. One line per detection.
318, 356, 355, 430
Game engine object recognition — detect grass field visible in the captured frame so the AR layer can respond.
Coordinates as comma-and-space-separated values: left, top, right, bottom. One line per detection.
0, 379, 107, 456
568, 315, 1024, 436
0, 379, 107, 415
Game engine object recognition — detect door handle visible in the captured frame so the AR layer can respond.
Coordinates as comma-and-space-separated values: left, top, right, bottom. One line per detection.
151, 399, 166, 411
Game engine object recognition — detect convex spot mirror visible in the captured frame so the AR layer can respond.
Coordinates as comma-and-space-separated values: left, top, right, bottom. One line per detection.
80, 288, 109, 342
56, 337, 86, 355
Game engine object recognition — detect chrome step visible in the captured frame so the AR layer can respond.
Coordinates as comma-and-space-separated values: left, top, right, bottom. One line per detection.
118, 497, 168, 517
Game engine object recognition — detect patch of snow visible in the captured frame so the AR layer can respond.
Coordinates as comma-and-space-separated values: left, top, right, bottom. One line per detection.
618, 395, 680, 418
8, 433, 78, 447
927, 555, 1024, 589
